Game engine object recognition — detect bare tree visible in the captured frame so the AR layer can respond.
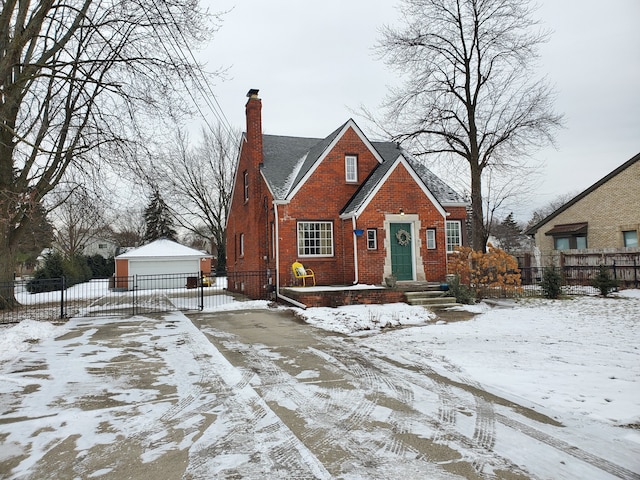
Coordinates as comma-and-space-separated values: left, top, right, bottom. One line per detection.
155, 125, 238, 271
0, 0, 220, 306
525, 191, 578, 231
110, 208, 146, 249
48, 186, 110, 259
373, 0, 563, 251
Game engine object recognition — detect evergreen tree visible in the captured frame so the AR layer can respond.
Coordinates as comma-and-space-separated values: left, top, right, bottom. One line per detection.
143, 190, 177, 242
493, 213, 524, 253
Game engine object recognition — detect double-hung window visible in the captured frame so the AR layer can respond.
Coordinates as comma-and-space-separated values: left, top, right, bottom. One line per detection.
367, 229, 377, 250
426, 229, 436, 249
446, 221, 462, 252
297, 221, 333, 256
345, 155, 358, 183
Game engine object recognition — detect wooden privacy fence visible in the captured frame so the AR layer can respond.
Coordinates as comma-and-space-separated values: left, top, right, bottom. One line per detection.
517, 251, 640, 289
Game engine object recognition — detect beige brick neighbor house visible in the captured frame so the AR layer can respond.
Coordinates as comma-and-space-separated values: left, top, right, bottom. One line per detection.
525, 152, 640, 256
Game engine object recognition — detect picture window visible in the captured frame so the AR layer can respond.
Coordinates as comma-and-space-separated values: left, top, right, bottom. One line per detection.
297, 221, 334, 256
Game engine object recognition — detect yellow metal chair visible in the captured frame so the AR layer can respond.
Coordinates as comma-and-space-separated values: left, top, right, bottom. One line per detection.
292, 261, 316, 287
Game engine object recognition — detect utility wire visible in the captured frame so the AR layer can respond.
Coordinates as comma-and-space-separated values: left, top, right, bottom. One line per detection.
144, 0, 238, 140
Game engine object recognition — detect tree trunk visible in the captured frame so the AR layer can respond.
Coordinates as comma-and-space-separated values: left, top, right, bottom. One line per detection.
0, 233, 17, 309
470, 163, 487, 253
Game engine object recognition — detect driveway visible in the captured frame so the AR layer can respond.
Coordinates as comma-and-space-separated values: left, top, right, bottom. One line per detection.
0, 309, 636, 479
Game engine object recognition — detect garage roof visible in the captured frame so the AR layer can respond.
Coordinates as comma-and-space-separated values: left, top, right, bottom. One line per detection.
116, 239, 211, 259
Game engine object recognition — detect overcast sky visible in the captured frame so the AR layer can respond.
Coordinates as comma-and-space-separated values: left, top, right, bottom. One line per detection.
198, 0, 639, 221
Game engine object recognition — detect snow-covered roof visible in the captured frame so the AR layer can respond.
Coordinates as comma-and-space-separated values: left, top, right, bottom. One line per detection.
116, 239, 211, 259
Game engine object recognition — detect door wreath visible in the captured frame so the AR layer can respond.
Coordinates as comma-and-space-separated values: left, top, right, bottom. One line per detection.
395, 229, 411, 246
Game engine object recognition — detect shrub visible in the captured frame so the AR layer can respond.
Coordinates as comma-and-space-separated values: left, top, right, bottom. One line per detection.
591, 264, 618, 297
540, 266, 562, 299
446, 275, 476, 304
447, 243, 521, 298
86, 254, 115, 278
27, 252, 93, 293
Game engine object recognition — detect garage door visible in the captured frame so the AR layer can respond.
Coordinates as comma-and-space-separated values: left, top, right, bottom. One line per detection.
129, 259, 200, 290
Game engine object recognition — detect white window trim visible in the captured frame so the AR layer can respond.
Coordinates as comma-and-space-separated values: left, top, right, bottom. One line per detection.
345, 155, 358, 183
297, 221, 334, 257
446, 220, 462, 253
243, 171, 249, 201
426, 229, 436, 249
367, 229, 377, 250
239, 233, 244, 257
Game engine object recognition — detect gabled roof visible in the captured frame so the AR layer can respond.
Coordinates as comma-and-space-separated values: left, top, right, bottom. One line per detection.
341, 153, 450, 219
525, 151, 640, 235
340, 147, 467, 217
116, 239, 211, 259
260, 121, 466, 210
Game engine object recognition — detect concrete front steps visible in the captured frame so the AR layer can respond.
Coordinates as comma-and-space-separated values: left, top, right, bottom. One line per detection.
403, 290, 461, 309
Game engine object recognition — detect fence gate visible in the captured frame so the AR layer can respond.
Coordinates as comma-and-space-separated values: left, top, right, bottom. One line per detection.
1, 272, 270, 324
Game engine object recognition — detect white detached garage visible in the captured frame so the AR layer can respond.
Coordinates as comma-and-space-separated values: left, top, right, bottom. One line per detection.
114, 239, 212, 290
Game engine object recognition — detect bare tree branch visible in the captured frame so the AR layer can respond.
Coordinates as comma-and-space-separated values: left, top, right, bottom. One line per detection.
0, 0, 222, 305
370, 0, 563, 251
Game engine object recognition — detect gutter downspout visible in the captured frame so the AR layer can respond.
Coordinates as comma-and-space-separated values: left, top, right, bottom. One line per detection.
274, 203, 307, 309
352, 216, 359, 285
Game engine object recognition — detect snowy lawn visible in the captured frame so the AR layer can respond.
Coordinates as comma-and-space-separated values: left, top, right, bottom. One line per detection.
291, 289, 640, 432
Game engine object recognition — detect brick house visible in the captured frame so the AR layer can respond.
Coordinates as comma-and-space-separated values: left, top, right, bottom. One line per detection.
226, 89, 468, 300
525, 152, 640, 256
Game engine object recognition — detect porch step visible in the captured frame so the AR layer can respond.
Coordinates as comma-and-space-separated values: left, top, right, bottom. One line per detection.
404, 291, 460, 309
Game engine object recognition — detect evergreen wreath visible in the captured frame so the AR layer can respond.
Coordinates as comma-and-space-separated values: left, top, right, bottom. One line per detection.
395, 229, 411, 246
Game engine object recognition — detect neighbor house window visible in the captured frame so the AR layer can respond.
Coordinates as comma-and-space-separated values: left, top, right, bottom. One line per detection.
426, 229, 436, 249
98, 243, 107, 249
546, 223, 588, 250
554, 235, 587, 250
623, 230, 638, 247
446, 221, 461, 252
345, 155, 358, 182
367, 229, 377, 250
243, 171, 249, 201
297, 221, 333, 256
239, 233, 244, 257
554, 237, 570, 250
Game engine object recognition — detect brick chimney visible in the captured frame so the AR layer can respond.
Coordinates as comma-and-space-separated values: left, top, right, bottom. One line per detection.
245, 89, 263, 164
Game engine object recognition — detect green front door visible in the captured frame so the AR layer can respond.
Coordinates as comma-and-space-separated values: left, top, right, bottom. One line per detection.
390, 223, 413, 281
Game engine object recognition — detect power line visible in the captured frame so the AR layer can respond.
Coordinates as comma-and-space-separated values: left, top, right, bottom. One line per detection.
144, 0, 238, 140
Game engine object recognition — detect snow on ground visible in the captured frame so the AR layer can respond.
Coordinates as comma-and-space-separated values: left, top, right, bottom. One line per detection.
292, 302, 436, 335
3, 289, 639, 444
0, 320, 60, 362
294, 289, 640, 432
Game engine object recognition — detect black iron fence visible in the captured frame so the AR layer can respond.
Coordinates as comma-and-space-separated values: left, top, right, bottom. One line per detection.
475, 261, 638, 299
1, 271, 271, 324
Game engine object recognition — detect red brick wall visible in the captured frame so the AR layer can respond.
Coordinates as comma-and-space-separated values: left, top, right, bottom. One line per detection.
284, 287, 405, 308
277, 127, 381, 287
354, 162, 449, 283
226, 94, 276, 298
